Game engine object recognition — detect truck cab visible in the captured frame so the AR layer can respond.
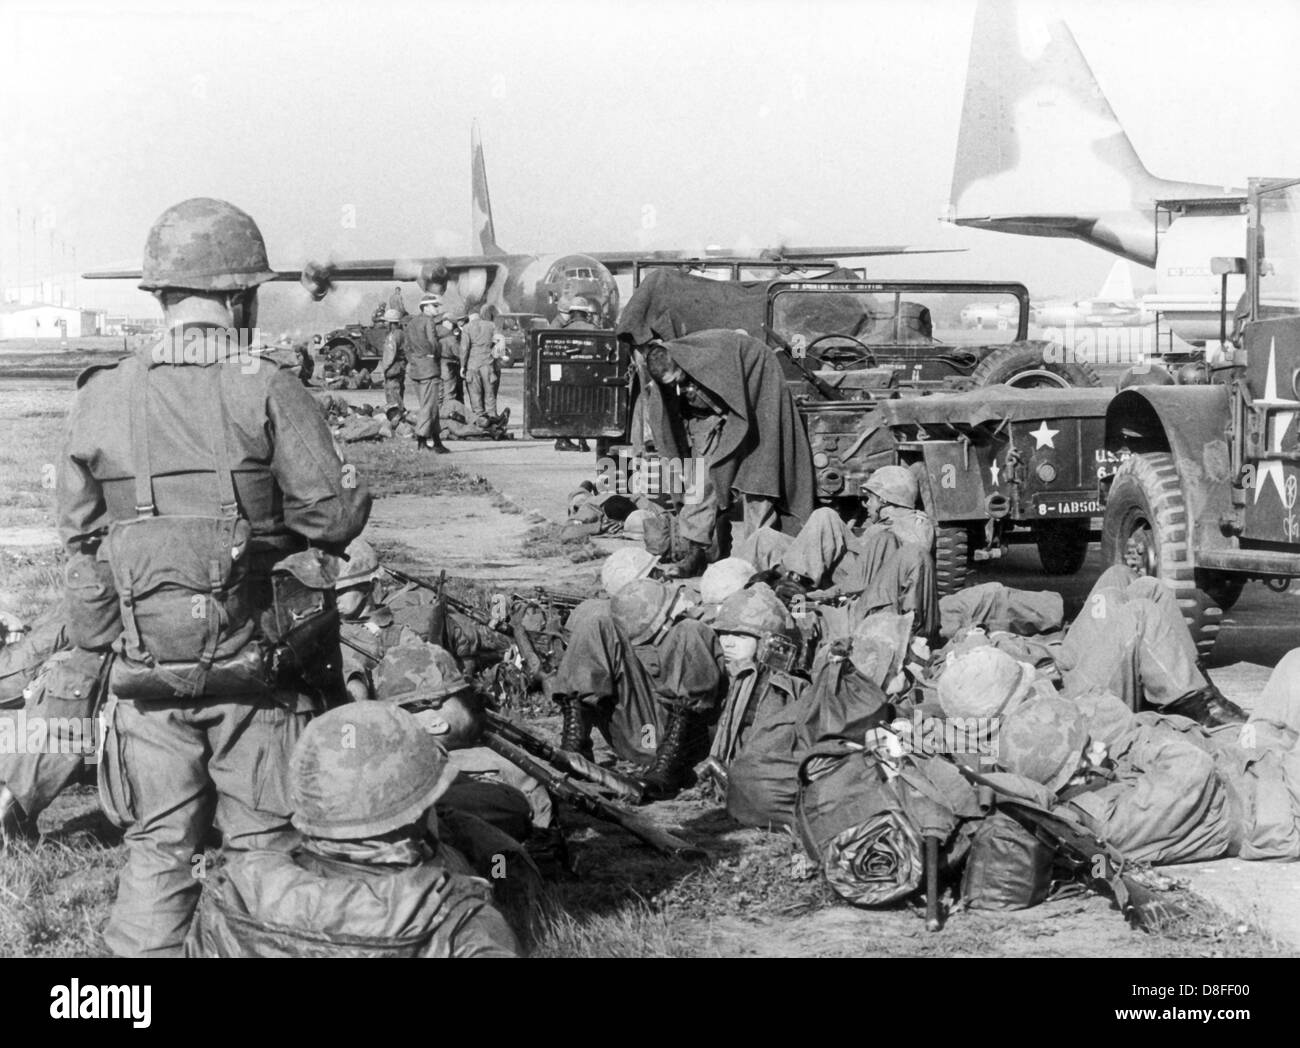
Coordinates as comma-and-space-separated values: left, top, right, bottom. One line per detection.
1100, 176, 1300, 656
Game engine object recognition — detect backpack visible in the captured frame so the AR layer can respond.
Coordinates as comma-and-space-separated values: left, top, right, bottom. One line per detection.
104, 365, 336, 701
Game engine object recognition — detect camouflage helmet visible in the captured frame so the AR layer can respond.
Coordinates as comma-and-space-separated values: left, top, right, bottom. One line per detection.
139, 197, 278, 292
568, 295, 594, 314
863, 465, 919, 508
699, 557, 756, 607
610, 578, 675, 644
713, 583, 794, 640
997, 694, 1088, 794
849, 611, 913, 687
335, 538, 381, 589
937, 645, 1035, 720
383, 308, 403, 323
372, 635, 471, 706
289, 702, 457, 840
601, 547, 659, 595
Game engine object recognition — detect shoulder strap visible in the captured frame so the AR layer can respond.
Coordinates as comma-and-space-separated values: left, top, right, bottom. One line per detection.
206, 363, 240, 517
129, 367, 155, 517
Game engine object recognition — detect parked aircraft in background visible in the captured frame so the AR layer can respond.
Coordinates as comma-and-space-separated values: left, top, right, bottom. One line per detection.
1031, 260, 1147, 328
947, 0, 1246, 343
87, 122, 954, 326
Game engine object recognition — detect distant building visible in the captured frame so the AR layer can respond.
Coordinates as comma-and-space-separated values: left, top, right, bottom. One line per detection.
0, 303, 105, 339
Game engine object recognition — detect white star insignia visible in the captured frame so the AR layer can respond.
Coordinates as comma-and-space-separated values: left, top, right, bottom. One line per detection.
1254, 337, 1300, 505
990, 459, 1001, 486
1030, 421, 1059, 449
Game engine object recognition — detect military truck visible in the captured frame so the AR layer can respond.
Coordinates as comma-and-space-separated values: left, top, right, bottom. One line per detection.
1099, 177, 1300, 656
318, 321, 390, 373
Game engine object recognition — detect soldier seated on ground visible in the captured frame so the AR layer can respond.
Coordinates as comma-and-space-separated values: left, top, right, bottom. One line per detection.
736, 464, 938, 643
551, 576, 726, 801
370, 634, 554, 842
184, 703, 521, 958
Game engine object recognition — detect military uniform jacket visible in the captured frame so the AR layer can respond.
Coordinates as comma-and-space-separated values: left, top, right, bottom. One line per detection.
186, 846, 520, 958
460, 318, 498, 370
404, 315, 441, 380
58, 326, 372, 559
380, 325, 408, 380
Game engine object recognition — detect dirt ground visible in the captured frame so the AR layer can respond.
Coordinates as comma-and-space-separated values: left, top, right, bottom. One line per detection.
0, 366, 1296, 958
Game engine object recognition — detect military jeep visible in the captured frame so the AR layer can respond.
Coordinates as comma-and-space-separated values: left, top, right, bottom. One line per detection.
1099, 177, 1300, 656
318, 321, 390, 373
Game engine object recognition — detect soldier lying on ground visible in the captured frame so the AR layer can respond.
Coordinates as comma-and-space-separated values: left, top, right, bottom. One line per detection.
184, 702, 522, 957
335, 539, 509, 694
935, 561, 1244, 727
945, 646, 1300, 866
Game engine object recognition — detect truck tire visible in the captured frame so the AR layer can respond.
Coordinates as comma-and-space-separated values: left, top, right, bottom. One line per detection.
1033, 519, 1091, 575
1101, 452, 1223, 658
970, 342, 1101, 389
326, 340, 359, 373
935, 525, 971, 596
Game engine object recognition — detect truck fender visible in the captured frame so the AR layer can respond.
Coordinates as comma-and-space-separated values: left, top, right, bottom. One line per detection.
1104, 385, 1235, 552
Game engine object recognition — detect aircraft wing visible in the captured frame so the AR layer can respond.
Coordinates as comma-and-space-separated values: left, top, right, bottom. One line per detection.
583, 245, 962, 271
84, 257, 510, 300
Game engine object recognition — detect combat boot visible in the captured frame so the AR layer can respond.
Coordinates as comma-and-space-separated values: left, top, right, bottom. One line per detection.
1162, 685, 1247, 728
559, 697, 594, 760
638, 707, 703, 802
0, 786, 33, 851
661, 541, 709, 580
429, 438, 451, 455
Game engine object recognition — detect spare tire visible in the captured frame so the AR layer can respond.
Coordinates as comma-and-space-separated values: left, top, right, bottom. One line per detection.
970, 341, 1101, 389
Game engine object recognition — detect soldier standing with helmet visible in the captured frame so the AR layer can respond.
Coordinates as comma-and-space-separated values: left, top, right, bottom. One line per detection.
57, 197, 371, 957
404, 294, 450, 454
378, 307, 408, 412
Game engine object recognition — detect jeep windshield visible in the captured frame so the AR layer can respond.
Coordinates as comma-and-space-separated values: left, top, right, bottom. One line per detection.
767, 281, 1029, 367
1257, 178, 1300, 317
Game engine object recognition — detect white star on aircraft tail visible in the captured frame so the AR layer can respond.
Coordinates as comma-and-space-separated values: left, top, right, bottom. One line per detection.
1030, 421, 1059, 449
1254, 337, 1300, 505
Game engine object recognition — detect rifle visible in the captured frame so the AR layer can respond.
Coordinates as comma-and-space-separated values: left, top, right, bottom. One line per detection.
952, 763, 1186, 930
381, 565, 511, 638
485, 710, 645, 804
482, 732, 706, 861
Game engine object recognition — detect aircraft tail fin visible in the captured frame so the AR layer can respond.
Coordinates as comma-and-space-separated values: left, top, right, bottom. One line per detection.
1097, 259, 1135, 303
949, 0, 1162, 221
471, 120, 502, 256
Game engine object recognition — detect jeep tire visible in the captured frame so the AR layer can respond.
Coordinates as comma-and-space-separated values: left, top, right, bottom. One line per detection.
970, 341, 1101, 389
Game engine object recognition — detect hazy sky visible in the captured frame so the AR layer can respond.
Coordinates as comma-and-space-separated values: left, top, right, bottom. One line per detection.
2, 0, 1299, 326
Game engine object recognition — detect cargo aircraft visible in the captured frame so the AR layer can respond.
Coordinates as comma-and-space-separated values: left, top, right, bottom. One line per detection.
88, 122, 952, 325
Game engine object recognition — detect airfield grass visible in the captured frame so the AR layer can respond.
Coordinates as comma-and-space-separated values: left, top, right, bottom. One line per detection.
1, 398, 1294, 958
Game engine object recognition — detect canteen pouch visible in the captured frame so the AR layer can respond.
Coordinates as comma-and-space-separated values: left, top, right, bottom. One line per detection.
64, 550, 123, 650
960, 810, 1054, 910
105, 363, 268, 701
